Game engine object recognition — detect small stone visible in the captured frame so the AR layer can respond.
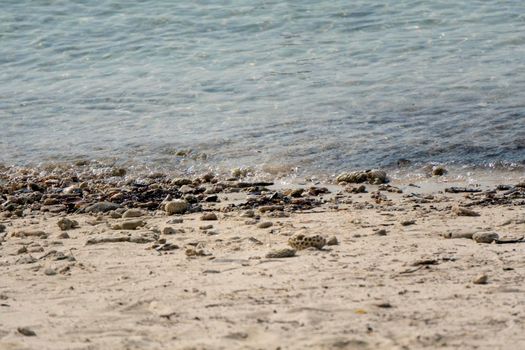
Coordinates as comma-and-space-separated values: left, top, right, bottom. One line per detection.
164, 200, 189, 215
42, 198, 59, 206
336, 171, 368, 184
368, 169, 388, 184
179, 185, 194, 194
27, 245, 44, 253
17, 246, 27, 254
122, 209, 144, 218
155, 243, 179, 251
247, 237, 263, 245
113, 220, 145, 230
204, 194, 219, 202
162, 227, 176, 235
185, 248, 208, 257
129, 234, 156, 244
201, 213, 218, 221
257, 222, 273, 229
326, 236, 338, 245
44, 268, 57, 276
184, 194, 198, 203
110, 211, 122, 219
84, 201, 120, 213
336, 170, 387, 184
171, 178, 192, 186
289, 189, 304, 198
375, 229, 387, 236
57, 232, 70, 239
16, 255, 37, 264
345, 185, 367, 193
375, 302, 393, 308
166, 218, 183, 224
265, 248, 296, 258
111, 168, 126, 177
57, 218, 79, 231
231, 167, 252, 178
401, 220, 416, 226
63, 185, 80, 194
240, 210, 255, 218
453, 206, 480, 217
200, 225, 213, 230
0, 224, 6, 233
432, 166, 447, 176
201, 173, 215, 182
17, 327, 36, 336
12, 230, 47, 238
473, 274, 488, 284
472, 232, 499, 244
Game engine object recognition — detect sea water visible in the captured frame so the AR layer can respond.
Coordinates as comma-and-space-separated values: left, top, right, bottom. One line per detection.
1, 0, 524, 175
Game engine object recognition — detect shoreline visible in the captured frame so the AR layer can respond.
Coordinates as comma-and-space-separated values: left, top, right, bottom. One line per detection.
1, 166, 524, 349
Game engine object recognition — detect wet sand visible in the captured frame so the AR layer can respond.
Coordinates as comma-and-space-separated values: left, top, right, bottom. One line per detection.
1, 168, 524, 350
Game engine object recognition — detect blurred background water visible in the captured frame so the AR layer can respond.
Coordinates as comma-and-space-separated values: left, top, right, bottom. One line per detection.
1, 0, 524, 175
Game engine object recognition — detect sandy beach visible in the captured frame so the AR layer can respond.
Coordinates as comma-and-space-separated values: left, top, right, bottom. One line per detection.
1, 168, 524, 350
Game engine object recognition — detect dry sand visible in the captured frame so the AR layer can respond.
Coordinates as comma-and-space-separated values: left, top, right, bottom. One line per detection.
1, 177, 524, 350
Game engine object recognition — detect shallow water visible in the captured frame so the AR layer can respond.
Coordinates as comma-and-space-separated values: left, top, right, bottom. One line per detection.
1, 1, 524, 175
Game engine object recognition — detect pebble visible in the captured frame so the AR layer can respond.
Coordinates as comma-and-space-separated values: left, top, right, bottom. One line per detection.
288, 189, 304, 198
167, 218, 184, 224
12, 230, 47, 238
179, 185, 194, 194
326, 236, 339, 245
375, 229, 388, 236
122, 209, 145, 218
112, 220, 145, 230
336, 170, 388, 184
473, 274, 488, 285
110, 211, 122, 219
184, 194, 198, 203
336, 171, 368, 184
453, 206, 480, 217
240, 210, 255, 218
401, 220, 416, 226
164, 200, 189, 215
472, 232, 499, 244
185, 248, 208, 257
57, 218, 79, 231
17, 327, 36, 336
44, 268, 57, 276
27, 245, 44, 253
162, 227, 177, 235
265, 248, 296, 258
84, 201, 120, 213
172, 178, 192, 186
111, 168, 126, 177
257, 222, 273, 229
16, 255, 37, 264
345, 185, 367, 193
201, 213, 218, 221
155, 243, 179, 251
432, 166, 447, 176
63, 185, 80, 194
0, 224, 5, 233
203, 195, 218, 203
